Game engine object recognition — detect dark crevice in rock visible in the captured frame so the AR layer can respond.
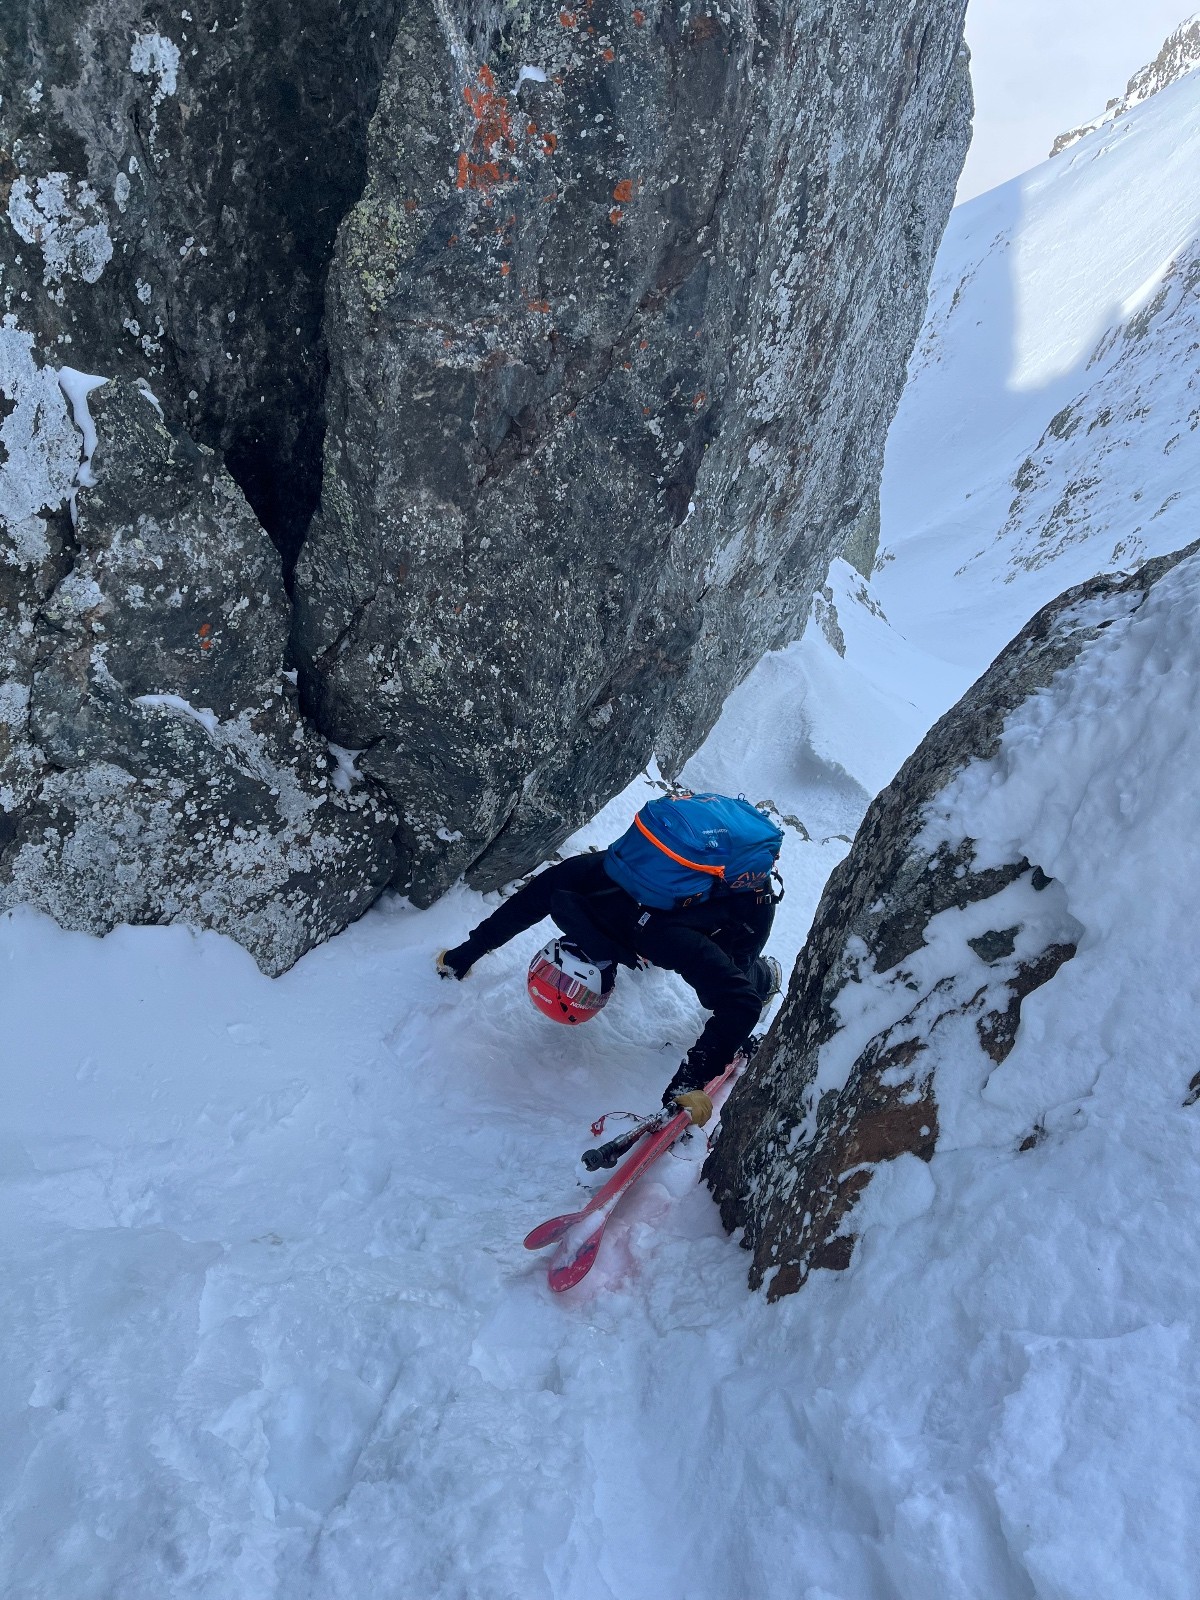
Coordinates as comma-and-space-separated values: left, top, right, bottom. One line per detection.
182, 4, 411, 578
2, 0, 410, 579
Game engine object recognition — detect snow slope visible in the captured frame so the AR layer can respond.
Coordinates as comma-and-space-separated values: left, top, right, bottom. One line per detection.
5, 48, 1200, 1600
878, 59, 1200, 711
6, 540, 1200, 1599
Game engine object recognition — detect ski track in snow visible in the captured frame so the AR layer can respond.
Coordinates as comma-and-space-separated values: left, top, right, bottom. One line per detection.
5, 60, 1200, 1600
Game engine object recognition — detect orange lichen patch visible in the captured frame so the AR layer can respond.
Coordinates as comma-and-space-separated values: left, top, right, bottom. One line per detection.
526, 298, 552, 313
457, 65, 516, 191
608, 206, 624, 224
443, 338, 455, 348
612, 178, 635, 203
602, 46, 615, 62
542, 192, 558, 203
622, 360, 632, 369
693, 391, 707, 409
448, 233, 458, 246
559, 10, 577, 25
643, 405, 651, 414
542, 131, 558, 154
404, 197, 418, 213
499, 260, 511, 276
638, 339, 648, 349
198, 622, 214, 652
527, 119, 539, 137
632, 8, 646, 25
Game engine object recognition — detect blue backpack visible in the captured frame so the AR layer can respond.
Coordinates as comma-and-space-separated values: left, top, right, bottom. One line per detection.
603, 793, 783, 910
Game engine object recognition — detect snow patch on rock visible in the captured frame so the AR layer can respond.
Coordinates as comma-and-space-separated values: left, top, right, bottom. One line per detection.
0, 320, 80, 529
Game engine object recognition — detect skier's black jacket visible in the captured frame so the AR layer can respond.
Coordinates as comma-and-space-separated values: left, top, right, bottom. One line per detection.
455, 849, 775, 1080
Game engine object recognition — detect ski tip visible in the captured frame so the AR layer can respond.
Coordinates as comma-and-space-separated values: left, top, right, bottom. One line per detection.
524, 1212, 581, 1251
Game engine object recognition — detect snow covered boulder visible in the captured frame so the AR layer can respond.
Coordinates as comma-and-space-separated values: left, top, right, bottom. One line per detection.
293, 0, 973, 903
0, 373, 397, 974
707, 540, 1200, 1300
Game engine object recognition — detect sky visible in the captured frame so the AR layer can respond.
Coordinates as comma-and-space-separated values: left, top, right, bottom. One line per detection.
960, 0, 1196, 200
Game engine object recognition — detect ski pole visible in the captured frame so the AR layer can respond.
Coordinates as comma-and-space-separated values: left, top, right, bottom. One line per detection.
581, 1111, 669, 1171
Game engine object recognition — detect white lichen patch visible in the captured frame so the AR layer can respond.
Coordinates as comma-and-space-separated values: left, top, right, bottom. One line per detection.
42, 568, 106, 626
1, 515, 52, 571
130, 33, 181, 101
0, 678, 31, 726
130, 32, 182, 150
7, 174, 114, 286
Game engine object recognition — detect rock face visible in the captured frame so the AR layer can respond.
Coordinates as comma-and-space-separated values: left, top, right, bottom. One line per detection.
0, 349, 397, 974
1, 0, 403, 560
293, 0, 973, 903
2, 0, 972, 966
705, 543, 1200, 1300
1051, 13, 1200, 156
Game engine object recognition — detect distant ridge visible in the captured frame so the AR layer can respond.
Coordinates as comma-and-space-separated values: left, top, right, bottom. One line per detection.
1051, 12, 1200, 155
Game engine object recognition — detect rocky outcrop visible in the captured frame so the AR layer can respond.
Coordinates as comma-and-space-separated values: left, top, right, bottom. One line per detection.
1, 2, 413, 966
1, 0, 404, 560
706, 542, 1200, 1300
0, 348, 397, 974
294, 0, 973, 903
2, 0, 972, 965
1051, 13, 1200, 155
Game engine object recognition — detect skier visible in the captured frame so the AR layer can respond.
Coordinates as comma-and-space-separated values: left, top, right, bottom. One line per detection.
437, 794, 783, 1128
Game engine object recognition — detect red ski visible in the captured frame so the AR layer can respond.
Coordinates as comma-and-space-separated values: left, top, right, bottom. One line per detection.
524, 1053, 744, 1291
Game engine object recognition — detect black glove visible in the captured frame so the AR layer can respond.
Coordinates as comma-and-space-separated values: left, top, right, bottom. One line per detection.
662, 1048, 711, 1109
436, 941, 479, 980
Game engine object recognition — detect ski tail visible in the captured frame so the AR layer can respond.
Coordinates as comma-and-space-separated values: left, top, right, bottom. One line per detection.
528, 1049, 747, 1290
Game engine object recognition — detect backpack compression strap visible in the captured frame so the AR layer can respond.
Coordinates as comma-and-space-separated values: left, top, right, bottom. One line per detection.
634, 813, 726, 879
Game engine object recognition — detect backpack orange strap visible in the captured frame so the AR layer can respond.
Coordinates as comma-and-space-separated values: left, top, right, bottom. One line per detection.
634, 813, 726, 878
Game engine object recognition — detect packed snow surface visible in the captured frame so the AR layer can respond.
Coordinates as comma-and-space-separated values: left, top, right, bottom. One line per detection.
4, 59, 1200, 1600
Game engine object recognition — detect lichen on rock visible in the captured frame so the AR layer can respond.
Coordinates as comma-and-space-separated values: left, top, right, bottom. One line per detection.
293, 0, 974, 904
0, 373, 398, 974
0, 0, 408, 560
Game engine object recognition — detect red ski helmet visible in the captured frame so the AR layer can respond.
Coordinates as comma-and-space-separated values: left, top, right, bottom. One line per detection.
527, 939, 612, 1026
